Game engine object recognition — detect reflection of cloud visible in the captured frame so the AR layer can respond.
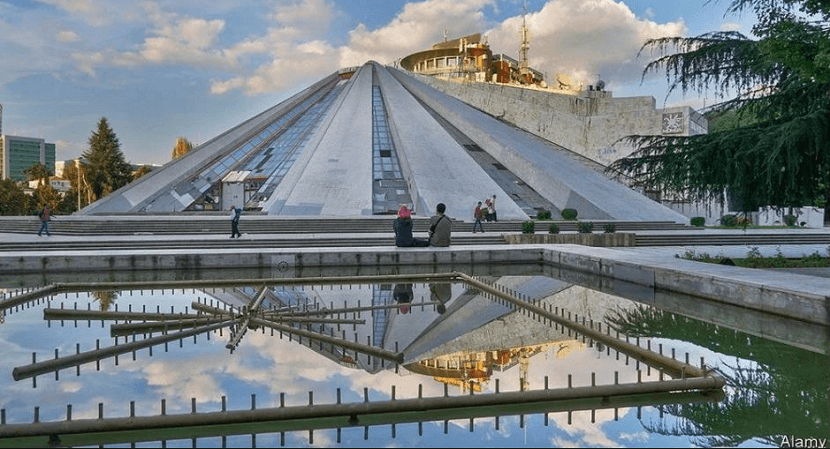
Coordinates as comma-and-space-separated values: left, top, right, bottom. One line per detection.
142, 355, 227, 404
619, 430, 650, 443
551, 408, 622, 447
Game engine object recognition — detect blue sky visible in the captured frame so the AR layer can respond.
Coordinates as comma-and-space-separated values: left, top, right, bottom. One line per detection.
0, 0, 755, 166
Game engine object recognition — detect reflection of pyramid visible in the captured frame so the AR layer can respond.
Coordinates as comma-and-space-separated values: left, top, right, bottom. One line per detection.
4, 275, 725, 445
80, 62, 687, 222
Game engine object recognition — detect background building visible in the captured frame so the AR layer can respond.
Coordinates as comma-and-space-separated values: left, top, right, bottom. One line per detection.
0, 134, 56, 182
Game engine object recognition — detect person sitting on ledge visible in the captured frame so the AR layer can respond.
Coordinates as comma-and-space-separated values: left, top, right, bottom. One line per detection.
393, 206, 428, 247
429, 203, 451, 247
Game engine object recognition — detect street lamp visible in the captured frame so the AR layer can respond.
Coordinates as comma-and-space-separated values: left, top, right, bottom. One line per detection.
76, 158, 81, 212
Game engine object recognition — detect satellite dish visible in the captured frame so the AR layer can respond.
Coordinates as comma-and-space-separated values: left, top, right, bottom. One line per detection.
556, 73, 574, 89
596, 79, 606, 91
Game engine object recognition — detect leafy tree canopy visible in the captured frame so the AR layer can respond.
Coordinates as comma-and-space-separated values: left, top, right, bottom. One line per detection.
133, 164, 153, 180
0, 179, 33, 215
23, 163, 53, 186
609, 0, 829, 213
83, 117, 133, 201
171, 136, 193, 160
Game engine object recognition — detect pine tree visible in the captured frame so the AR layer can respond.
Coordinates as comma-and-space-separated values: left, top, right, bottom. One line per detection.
83, 117, 133, 201
609, 0, 829, 216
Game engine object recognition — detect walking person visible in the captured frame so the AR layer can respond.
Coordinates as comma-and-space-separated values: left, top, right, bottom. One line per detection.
472, 201, 485, 233
489, 194, 498, 222
37, 206, 52, 236
428, 203, 451, 247
229, 205, 241, 238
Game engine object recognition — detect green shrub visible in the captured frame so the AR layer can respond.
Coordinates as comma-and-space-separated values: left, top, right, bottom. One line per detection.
577, 221, 594, 233
690, 216, 705, 227
603, 223, 616, 233
561, 208, 578, 220
522, 220, 536, 234
549, 223, 560, 234
783, 214, 797, 226
720, 214, 737, 226
536, 209, 552, 220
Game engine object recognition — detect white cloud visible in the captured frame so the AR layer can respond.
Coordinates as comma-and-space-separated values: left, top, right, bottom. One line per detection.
267, 0, 337, 35
213, 0, 687, 96
26, 0, 690, 100
110, 4, 236, 70
720, 21, 743, 32
34, 0, 114, 27
485, 0, 687, 90
56, 30, 81, 43
36, 0, 102, 15
210, 0, 497, 96
339, 0, 494, 68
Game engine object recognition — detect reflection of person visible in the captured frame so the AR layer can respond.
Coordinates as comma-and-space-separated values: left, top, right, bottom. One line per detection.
230, 205, 241, 238
393, 206, 428, 247
429, 282, 452, 314
428, 203, 451, 247
393, 283, 414, 314
37, 206, 52, 236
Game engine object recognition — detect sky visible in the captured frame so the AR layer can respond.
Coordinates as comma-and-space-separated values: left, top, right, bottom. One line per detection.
0, 0, 757, 167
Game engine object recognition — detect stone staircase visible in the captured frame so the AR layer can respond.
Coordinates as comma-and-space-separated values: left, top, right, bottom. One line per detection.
0, 216, 691, 236
2, 216, 825, 251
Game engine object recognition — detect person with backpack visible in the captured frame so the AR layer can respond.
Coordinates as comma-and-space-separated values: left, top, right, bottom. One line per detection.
472, 201, 485, 233
37, 206, 52, 236
428, 203, 451, 247
229, 205, 242, 238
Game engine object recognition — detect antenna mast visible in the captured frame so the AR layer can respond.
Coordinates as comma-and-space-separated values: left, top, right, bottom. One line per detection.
519, 0, 531, 83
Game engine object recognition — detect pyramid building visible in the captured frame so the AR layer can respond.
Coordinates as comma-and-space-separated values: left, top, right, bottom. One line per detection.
81, 61, 688, 222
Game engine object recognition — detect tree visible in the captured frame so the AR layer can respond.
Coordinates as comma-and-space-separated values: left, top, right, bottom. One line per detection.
0, 179, 32, 215
23, 163, 53, 187
62, 159, 92, 212
609, 0, 829, 217
34, 184, 62, 211
132, 164, 153, 180
83, 117, 133, 201
171, 136, 193, 160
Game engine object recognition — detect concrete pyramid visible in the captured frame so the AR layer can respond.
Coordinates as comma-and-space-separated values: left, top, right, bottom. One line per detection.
81, 61, 687, 223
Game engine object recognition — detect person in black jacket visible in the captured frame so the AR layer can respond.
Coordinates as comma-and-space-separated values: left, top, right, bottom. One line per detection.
229, 205, 241, 238
393, 206, 427, 247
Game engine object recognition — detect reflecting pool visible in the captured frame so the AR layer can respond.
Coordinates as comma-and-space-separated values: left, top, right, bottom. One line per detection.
0, 271, 827, 448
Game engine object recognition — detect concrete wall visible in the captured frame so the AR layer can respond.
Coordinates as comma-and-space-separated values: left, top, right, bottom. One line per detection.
415, 75, 707, 167
391, 68, 689, 223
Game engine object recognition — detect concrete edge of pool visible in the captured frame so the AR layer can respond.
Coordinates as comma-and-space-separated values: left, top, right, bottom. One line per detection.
0, 243, 827, 326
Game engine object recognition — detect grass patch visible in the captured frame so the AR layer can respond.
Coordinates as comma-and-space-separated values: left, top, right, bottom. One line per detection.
677, 246, 830, 268
705, 225, 804, 229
